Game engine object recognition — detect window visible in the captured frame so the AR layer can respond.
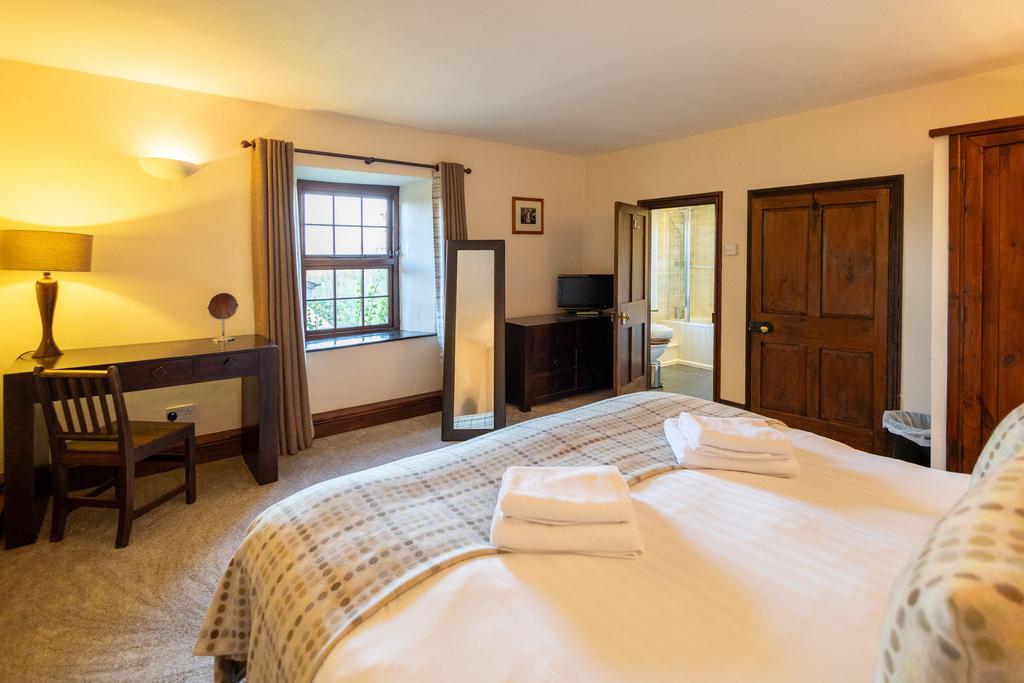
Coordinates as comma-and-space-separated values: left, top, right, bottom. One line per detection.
298, 181, 399, 338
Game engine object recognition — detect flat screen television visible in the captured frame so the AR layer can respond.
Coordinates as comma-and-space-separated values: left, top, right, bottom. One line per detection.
557, 274, 613, 311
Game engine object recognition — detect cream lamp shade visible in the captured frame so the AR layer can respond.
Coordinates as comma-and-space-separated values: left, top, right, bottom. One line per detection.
0, 230, 93, 272
0, 229, 94, 358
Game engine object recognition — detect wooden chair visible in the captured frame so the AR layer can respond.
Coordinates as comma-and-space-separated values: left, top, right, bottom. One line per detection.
33, 366, 197, 548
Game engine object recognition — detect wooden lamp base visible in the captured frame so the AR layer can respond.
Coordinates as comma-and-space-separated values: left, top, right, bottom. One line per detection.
34, 272, 62, 359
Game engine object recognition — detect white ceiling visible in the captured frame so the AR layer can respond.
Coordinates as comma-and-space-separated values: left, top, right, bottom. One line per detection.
3, 0, 1024, 155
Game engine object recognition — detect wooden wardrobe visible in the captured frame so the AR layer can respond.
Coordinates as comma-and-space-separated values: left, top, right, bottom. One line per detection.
935, 115, 1024, 473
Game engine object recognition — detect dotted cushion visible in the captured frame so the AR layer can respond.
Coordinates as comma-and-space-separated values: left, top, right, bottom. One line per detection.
971, 404, 1024, 487
876, 452, 1024, 682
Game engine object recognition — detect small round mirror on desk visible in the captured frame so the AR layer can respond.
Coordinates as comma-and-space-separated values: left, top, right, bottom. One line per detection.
208, 293, 238, 343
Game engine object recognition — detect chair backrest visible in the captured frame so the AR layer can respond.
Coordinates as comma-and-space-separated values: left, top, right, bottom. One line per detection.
33, 366, 131, 448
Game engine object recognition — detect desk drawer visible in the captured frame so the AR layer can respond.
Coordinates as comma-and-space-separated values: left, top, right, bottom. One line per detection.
530, 368, 578, 399
528, 324, 577, 354
580, 344, 611, 366
198, 351, 259, 380
118, 359, 193, 388
528, 348, 577, 374
578, 363, 611, 390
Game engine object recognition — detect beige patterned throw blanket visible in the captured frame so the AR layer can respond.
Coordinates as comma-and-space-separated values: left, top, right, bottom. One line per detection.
195, 392, 764, 682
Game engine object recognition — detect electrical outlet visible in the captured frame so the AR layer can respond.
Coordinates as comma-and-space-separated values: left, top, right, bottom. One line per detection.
166, 403, 197, 423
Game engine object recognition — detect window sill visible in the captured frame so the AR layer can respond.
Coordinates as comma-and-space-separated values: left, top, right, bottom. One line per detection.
305, 330, 436, 353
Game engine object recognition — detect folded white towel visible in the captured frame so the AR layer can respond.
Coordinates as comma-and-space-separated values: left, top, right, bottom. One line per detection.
665, 418, 800, 478
497, 465, 632, 525
677, 413, 793, 457
489, 510, 644, 558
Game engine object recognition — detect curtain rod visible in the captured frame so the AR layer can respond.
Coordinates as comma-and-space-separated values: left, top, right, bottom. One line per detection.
239, 139, 471, 174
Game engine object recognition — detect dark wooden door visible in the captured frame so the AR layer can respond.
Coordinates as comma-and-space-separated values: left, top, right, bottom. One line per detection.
748, 181, 899, 453
948, 124, 1024, 473
613, 202, 651, 394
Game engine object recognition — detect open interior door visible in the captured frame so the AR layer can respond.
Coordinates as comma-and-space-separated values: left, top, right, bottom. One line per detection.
613, 202, 651, 394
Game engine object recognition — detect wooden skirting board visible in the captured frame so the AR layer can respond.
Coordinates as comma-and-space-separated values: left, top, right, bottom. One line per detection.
715, 398, 748, 410
190, 390, 444, 459
312, 391, 443, 438
18, 391, 444, 494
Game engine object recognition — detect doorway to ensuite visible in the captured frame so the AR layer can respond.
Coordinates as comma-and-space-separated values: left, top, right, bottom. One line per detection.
638, 192, 722, 402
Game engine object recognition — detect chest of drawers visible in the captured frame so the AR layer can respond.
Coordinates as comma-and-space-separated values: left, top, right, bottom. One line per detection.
505, 314, 612, 412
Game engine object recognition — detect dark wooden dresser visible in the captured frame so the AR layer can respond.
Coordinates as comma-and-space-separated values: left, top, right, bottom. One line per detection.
506, 314, 612, 411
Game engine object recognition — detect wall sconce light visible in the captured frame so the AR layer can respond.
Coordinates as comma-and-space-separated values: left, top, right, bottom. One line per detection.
138, 157, 200, 180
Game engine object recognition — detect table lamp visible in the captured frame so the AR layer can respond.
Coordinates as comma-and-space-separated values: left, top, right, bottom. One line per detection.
0, 229, 94, 358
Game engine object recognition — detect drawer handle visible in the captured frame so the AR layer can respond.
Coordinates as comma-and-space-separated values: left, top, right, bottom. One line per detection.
222, 357, 239, 370
150, 365, 168, 380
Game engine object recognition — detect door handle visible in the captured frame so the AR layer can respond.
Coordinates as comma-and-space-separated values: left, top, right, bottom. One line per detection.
618, 311, 631, 325
748, 320, 773, 335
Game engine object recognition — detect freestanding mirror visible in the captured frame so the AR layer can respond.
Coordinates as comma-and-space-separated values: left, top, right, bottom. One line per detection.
442, 240, 506, 441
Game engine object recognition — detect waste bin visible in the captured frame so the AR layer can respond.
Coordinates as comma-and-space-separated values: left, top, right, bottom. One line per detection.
650, 361, 663, 389
882, 411, 931, 467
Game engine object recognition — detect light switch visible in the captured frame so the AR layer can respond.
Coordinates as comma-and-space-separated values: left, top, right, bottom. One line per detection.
724, 243, 739, 256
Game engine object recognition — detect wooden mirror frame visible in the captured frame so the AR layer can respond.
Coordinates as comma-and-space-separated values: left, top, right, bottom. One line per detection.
208, 293, 238, 320
442, 240, 506, 441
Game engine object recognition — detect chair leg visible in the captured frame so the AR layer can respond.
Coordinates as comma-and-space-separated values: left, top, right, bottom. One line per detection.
185, 428, 197, 505
50, 458, 69, 543
115, 462, 135, 549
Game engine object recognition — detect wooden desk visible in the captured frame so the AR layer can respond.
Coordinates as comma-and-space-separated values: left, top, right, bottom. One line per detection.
3, 335, 280, 549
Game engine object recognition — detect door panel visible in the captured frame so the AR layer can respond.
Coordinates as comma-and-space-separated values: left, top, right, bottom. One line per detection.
749, 183, 895, 454
950, 127, 1024, 472
613, 202, 650, 394
819, 348, 874, 427
761, 206, 810, 315
820, 203, 876, 319
760, 343, 808, 414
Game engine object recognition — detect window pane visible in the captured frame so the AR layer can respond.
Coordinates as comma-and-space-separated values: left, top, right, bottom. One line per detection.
336, 269, 362, 298
363, 227, 387, 255
364, 297, 389, 326
363, 197, 388, 226
304, 225, 332, 255
364, 268, 388, 297
304, 193, 333, 224
306, 300, 335, 331
336, 299, 362, 328
335, 195, 361, 225
335, 226, 361, 255
305, 270, 334, 300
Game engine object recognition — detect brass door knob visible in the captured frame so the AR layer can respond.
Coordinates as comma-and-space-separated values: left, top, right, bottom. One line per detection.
618, 311, 631, 324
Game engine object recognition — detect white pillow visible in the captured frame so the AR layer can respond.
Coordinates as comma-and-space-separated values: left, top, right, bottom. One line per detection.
971, 404, 1024, 487
877, 452, 1024, 681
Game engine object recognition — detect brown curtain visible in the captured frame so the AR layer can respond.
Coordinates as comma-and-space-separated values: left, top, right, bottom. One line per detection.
431, 162, 468, 351
251, 138, 314, 455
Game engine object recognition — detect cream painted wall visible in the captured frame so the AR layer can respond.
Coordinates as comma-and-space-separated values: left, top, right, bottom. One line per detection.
0, 59, 585, 465
5, 56, 1024, 473
583, 63, 1024, 412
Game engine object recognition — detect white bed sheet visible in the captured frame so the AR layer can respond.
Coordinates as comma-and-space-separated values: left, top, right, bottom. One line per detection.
315, 430, 967, 683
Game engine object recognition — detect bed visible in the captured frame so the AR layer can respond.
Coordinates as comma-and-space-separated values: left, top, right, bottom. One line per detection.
196, 392, 969, 682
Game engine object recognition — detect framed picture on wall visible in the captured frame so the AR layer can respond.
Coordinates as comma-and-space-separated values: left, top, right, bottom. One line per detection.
512, 197, 544, 234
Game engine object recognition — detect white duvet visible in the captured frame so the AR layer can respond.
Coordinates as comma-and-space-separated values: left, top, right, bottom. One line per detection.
315, 429, 967, 683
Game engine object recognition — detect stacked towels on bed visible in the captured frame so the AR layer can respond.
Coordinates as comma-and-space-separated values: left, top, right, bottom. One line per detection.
664, 413, 800, 477
489, 465, 643, 558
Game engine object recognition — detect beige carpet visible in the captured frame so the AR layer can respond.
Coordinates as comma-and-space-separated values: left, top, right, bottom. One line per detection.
0, 392, 609, 682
